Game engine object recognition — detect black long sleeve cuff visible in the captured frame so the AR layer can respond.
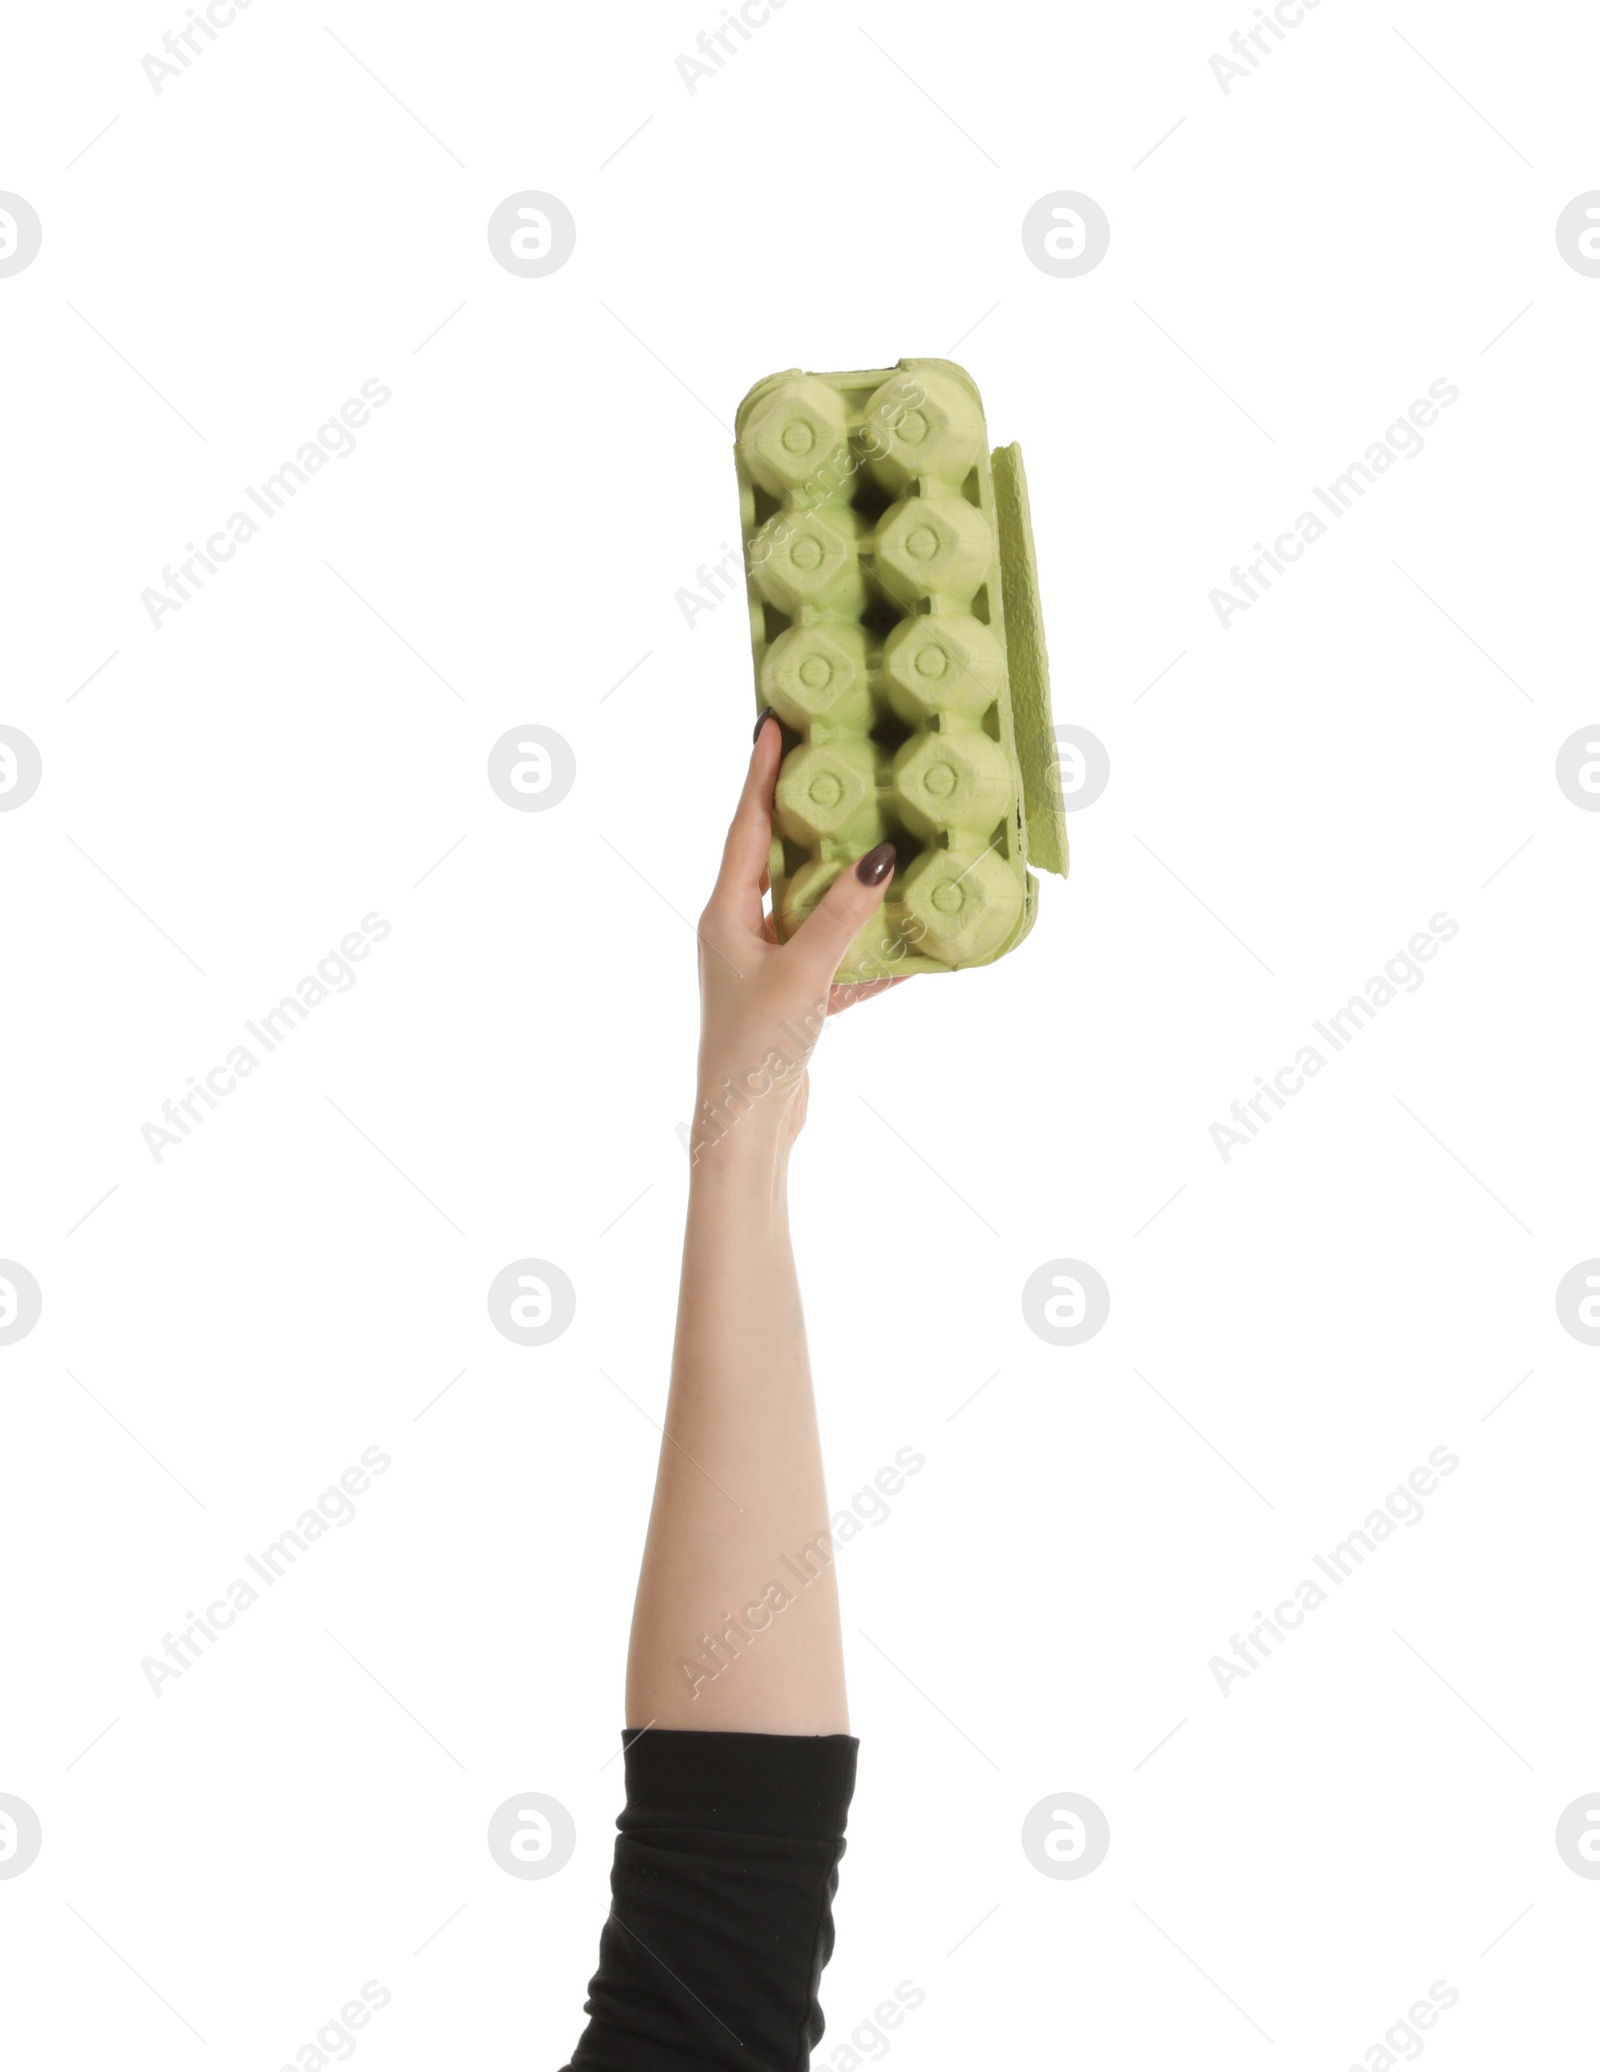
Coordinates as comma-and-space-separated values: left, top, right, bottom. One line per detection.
562, 1729, 859, 2072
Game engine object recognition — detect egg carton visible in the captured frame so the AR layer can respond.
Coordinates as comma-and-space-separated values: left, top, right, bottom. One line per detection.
734, 357, 1067, 980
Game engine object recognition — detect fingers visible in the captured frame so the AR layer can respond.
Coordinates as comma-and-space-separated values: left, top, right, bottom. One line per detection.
786, 841, 897, 986
707, 713, 782, 929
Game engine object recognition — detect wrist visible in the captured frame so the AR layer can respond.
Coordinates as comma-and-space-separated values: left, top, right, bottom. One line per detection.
686, 1073, 799, 1178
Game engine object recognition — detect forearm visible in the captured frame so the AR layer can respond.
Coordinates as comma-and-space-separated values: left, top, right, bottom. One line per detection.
625, 1116, 847, 1734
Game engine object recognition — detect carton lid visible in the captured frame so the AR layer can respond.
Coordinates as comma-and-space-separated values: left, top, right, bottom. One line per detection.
991, 441, 1068, 879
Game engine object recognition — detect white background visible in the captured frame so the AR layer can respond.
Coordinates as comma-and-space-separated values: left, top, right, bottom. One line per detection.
3, 1, 1598, 2066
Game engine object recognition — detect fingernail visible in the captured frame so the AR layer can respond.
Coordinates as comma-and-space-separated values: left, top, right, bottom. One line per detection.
855, 842, 896, 888
752, 705, 775, 745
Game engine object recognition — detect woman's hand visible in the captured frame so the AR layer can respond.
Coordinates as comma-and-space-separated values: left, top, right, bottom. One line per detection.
690, 712, 904, 1158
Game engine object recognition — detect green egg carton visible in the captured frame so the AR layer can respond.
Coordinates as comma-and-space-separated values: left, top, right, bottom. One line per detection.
734, 357, 1068, 980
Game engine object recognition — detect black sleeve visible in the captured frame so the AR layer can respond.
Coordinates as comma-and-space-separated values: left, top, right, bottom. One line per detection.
560, 1727, 859, 2072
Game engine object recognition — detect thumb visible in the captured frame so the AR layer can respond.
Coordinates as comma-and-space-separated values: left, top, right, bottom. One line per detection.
788, 842, 897, 985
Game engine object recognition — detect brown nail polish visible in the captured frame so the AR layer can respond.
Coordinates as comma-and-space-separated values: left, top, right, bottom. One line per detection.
855, 842, 896, 888
752, 705, 775, 744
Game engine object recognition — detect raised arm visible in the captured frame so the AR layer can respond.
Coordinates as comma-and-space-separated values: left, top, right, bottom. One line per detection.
561, 715, 900, 2071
